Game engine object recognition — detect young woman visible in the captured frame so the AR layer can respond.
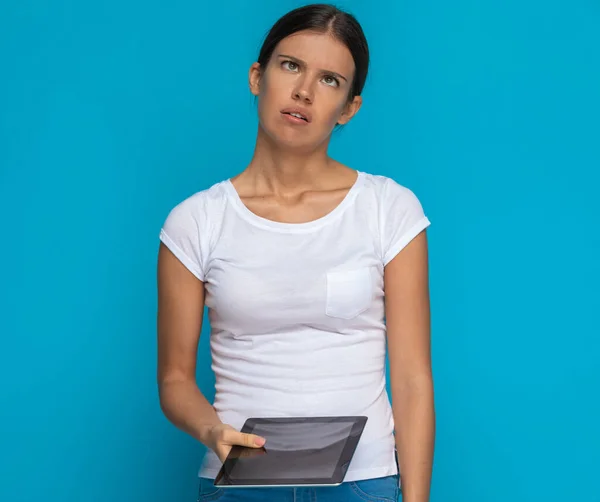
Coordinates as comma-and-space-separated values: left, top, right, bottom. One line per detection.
157, 4, 435, 501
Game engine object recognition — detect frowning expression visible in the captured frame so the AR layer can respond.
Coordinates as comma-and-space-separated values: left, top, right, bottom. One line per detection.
249, 30, 362, 150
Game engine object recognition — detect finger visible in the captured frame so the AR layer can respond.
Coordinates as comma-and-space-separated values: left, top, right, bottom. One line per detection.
237, 432, 266, 448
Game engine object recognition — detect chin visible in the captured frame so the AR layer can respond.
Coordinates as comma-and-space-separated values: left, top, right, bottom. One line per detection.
260, 119, 327, 152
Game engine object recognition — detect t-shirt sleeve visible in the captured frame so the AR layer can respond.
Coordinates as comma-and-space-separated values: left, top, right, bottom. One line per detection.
380, 178, 431, 266
159, 194, 208, 281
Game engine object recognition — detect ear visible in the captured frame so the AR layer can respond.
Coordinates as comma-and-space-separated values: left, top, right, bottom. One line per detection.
249, 62, 262, 96
337, 95, 363, 125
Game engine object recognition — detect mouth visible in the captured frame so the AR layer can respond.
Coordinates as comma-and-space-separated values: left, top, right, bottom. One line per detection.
284, 112, 308, 121
281, 108, 311, 123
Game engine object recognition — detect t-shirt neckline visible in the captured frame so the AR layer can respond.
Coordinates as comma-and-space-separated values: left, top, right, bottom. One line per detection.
224, 171, 365, 233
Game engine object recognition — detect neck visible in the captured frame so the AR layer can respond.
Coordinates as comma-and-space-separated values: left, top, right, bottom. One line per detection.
245, 125, 334, 194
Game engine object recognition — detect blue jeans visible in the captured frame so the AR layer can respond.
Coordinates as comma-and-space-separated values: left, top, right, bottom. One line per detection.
196, 474, 400, 501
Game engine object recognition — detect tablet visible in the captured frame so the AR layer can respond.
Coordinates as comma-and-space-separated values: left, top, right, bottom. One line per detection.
213, 416, 368, 488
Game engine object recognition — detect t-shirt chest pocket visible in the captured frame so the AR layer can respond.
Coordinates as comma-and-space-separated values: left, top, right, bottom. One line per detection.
325, 267, 374, 320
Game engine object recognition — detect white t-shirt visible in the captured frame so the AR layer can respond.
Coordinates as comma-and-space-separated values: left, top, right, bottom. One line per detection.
159, 170, 431, 483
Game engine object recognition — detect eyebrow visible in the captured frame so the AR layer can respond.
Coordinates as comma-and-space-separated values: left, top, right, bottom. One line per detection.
276, 54, 348, 82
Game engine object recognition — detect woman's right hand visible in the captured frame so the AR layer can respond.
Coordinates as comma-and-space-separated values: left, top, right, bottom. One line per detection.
207, 423, 267, 463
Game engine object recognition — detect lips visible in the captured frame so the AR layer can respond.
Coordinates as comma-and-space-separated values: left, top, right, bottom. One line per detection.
284, 112, 307, 122
281, 107, 312, 123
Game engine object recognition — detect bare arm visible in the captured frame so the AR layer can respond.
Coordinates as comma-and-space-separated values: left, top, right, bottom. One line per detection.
156, 242, 221, 445
384, 231, 435, 502
157, 242, 266, 459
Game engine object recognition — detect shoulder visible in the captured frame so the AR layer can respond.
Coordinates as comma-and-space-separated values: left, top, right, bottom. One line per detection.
358, 172, 430, 264
359, 171, 425, 210
162, 180, 229, 228
159, 180, 229, 280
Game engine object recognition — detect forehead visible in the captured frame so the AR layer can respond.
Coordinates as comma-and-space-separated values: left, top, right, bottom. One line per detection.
274, 30, 355, 76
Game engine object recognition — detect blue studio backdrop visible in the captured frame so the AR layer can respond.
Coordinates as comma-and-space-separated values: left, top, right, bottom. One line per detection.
1, 1, 598, 501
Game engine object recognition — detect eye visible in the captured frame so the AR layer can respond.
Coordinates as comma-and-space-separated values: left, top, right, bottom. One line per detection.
282, 60, 299, 72
322, 75, 340, 87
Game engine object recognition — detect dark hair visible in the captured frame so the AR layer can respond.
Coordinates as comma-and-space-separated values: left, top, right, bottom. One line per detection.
257, 3, 370, 101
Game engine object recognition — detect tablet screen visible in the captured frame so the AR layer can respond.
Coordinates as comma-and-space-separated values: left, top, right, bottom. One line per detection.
214, 416, 367, 487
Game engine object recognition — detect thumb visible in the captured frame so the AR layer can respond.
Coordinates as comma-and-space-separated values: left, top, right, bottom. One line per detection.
239, 432, 266, 448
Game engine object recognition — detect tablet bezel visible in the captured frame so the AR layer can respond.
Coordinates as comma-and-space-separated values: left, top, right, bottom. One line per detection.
213, 416, 368, 488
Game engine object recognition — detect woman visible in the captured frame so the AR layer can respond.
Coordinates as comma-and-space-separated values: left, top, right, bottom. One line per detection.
157, 4, 435, 501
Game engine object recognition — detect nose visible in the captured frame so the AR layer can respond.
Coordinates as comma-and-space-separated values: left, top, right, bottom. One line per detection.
292, 81, 313, 104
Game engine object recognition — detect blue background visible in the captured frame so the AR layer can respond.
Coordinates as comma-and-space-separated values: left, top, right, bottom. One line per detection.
1, 1, 598, 501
